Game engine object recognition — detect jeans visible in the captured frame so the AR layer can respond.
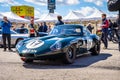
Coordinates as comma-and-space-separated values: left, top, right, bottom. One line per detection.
101, 28, 108, 48
2, 34, 11, 50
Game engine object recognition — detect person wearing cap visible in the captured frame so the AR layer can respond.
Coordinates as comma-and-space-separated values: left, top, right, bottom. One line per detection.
55, 15, 64, 26
101, 14, 109, 49
0, 16, 12, 51
28, 19, 38, 37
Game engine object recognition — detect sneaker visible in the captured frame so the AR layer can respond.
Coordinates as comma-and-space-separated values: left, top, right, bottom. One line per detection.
3, 49, 6, 51
9, 49, 13, 52
103, 47, 107, 49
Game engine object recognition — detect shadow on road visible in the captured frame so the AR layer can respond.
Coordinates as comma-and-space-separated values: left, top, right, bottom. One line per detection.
23, 53, 112, 69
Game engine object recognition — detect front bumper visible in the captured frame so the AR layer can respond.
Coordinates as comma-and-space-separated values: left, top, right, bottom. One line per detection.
17, 48, 67, 60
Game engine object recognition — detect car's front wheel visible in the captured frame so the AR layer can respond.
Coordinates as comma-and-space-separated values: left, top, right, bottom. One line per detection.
21, 57, 33, 63
63, 46, 76, 64
24, 59, 33, 63
90, 41, 100, 56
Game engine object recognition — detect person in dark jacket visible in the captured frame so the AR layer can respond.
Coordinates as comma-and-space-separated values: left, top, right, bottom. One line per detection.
43, 22, 48, 32
116, 14, 120, 51
55, 16, 64, 26
108, 19, 113, 41
38, 23, 44, 32
0, 16, 12, 51
87, 23, 94, 33
101, 14, 109, 49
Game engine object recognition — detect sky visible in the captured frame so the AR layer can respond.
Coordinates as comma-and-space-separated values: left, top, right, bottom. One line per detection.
0, 0, 118, 18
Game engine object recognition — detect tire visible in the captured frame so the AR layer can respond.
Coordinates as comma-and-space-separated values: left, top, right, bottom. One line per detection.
63, 45, 76, 64
90, 41, 100, 56
23, 59, 33, 63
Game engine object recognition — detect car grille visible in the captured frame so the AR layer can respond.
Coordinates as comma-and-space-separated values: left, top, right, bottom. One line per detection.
20, 54, 34, 57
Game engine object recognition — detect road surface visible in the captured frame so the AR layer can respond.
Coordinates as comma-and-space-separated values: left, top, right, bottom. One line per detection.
0, 42, 120, 80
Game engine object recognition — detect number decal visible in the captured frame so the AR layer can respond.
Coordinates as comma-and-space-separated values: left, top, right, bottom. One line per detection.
87, 37, 93, 50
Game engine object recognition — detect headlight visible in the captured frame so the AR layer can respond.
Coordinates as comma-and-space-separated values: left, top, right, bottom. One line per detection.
22, 49, 37, 53
50, 42, 62, 51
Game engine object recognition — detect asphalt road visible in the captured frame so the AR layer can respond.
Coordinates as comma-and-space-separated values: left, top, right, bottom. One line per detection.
0, 42, 120, 80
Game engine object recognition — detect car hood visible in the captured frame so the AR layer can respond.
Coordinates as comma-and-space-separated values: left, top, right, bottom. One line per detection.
17, 35, 77, 54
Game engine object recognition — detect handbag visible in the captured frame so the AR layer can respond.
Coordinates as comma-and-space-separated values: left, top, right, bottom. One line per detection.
107, 0, 120, 11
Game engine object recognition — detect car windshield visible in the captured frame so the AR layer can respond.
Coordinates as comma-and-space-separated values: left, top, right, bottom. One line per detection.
15, 28, 28, 34
50, 25, 82, 36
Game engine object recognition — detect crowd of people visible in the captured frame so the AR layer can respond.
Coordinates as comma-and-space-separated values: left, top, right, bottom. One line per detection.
0, 15, 64, 51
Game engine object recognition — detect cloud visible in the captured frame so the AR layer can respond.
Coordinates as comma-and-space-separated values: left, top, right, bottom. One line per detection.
1, 4, 9, 7
76, 6, 95, 16
84, 0, 105, 6
35, 9, 41, 18
24, 0, 80, 6
24, 0, 46, 5
65, 0, 80, 5
75, 6, 104, 17
0, 0, 21, 6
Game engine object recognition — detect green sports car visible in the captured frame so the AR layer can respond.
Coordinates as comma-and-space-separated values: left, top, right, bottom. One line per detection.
16, 24, 101, 64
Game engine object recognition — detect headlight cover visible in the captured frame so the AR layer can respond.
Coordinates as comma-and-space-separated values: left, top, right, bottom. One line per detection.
16, 40, 23, 49
50, 42, 62, 51
22, 49, 37, 53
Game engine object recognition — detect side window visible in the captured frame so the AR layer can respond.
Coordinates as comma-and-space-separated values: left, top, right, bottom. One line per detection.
83, 27, 91, 36
83, 29, 87, 36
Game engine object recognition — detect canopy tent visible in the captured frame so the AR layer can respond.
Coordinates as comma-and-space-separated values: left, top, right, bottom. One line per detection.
35, 13, 59, 22
1, 12, 29, 23
63, 11, 85, 21
85, 9, 104, 20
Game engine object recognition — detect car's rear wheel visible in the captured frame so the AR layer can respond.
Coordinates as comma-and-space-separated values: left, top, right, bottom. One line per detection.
90, 41, 100, 56
63, 45, 76, 64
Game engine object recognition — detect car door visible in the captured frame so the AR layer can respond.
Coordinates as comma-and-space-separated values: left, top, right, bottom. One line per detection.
0, 30, 2, 45
0, 30, 19, 46
83, 28, 93, 51
76, 28, 88, 54
10, 30, 19, 45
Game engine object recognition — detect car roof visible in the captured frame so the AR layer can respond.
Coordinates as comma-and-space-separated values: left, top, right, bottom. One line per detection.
56, 24, 84, 28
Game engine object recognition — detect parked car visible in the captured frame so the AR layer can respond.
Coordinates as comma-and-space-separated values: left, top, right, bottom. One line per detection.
0, 29, 29, 47
15, 28, 48, 37
15, 28, 28, 34
16, 24, 101, 64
